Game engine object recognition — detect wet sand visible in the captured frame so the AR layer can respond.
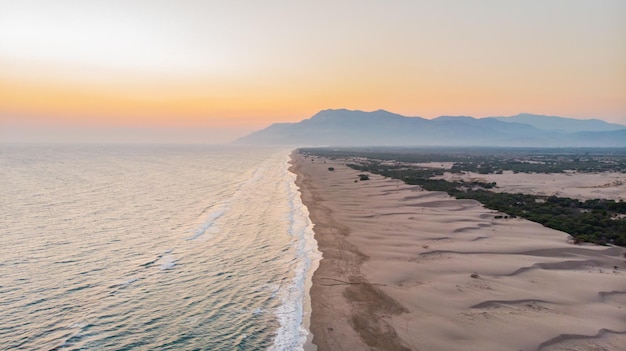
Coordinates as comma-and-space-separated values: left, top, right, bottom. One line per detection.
291, 153, 626, 351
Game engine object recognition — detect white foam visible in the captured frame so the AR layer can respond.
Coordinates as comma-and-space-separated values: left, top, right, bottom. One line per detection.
186, 209, 225, 240
67, 322, 88, 329
122, 277, 138, 286
110, 277, 138, 290
60, 322, 90, 349
185, 168, 265, 240
186, 166, 266, 242
270, 155, 321, 351
160, 255, 177, 270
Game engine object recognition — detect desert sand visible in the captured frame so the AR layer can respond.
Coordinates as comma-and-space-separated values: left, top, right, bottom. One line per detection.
292, 153, 626, 351
435, 170, 626, 201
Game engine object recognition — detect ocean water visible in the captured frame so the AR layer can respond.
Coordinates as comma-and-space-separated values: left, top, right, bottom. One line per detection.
0, 144, 319, 350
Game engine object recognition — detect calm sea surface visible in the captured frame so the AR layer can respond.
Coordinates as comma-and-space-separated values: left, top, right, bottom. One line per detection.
0, 145, 318, 350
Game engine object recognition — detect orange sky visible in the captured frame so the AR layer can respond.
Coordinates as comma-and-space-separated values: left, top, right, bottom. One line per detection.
1, 1, 625, 142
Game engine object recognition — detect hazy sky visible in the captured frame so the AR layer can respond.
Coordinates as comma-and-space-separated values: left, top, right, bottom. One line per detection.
1, 0, 625, 143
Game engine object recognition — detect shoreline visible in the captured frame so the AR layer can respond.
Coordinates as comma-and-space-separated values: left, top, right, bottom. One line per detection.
290, 152, 384, 350
287, 152, 322, 351
291, 151, 626, 351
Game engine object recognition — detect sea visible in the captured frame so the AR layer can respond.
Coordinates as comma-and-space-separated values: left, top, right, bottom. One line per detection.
0, 144, 320, 350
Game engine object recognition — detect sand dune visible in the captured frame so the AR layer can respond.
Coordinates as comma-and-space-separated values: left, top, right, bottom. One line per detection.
292, 154, 626, 351
436, 170, 626, 201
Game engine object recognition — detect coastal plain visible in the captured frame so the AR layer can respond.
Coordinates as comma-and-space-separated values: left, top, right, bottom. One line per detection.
292, 153, 626, 351
436, 170, 626, 201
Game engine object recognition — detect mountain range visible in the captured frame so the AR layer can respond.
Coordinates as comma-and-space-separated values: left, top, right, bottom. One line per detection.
235, 109, 626, 147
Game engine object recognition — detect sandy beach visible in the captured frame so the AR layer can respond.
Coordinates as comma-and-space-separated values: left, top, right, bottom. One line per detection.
292, 153, 626, 351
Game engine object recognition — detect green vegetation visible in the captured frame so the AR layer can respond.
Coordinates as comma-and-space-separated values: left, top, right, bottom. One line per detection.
301, 147, 626, 174
301, 147, 626, 247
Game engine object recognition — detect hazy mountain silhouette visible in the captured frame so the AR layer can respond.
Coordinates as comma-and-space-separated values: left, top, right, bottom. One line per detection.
491, 113, 626, 133
235, 109, 626, 147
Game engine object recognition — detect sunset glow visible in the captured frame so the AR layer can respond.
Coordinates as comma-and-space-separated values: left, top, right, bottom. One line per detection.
1, 0, 625, 142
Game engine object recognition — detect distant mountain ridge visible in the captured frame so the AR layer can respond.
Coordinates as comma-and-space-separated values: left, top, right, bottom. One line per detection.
235, 109, 626, 147
491, 113, 626, 133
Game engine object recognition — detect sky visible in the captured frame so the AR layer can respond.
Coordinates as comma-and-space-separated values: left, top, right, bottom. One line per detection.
1, 0, 625, 143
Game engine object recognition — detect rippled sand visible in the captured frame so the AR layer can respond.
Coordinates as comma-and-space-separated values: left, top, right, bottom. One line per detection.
293, 154, 626, 351
436, 170, 626, 201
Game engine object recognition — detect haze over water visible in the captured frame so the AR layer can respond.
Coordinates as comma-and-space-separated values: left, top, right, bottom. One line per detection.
0, 145, 318, 350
